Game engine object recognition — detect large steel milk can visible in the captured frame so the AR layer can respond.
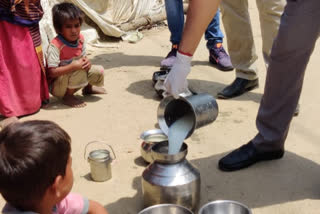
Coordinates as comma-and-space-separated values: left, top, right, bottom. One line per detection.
141, 141, 200, 211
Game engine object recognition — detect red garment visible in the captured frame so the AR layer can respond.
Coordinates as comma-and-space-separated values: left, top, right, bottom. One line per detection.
0, 20, 49, 117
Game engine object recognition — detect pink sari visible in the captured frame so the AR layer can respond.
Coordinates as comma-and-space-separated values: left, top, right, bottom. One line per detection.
0, 20, 49, 117
0, 0, 49, 117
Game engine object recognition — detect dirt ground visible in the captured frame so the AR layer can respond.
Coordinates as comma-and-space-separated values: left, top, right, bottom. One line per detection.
1, 3, 320, 214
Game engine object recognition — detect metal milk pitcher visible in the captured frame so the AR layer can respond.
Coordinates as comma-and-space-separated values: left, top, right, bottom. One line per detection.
157, 93, 218, 138
141, 141, 201, 211
84, 141, 116, 182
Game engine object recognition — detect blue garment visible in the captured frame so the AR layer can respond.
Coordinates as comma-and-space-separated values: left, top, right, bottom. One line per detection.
165, 0, 224, 49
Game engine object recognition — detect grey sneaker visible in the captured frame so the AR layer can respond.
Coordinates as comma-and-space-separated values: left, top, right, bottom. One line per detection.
209, 43, 234, 71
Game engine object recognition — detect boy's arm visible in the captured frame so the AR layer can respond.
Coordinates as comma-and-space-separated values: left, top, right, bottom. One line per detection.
88, 200, 108, 214
46, 42, 84, 78
48, 60, 83, 78
80, 35, 91, 71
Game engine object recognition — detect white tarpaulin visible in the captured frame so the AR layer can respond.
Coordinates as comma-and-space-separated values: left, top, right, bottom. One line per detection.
40, 0, 165, 59
70, 0, 164, 37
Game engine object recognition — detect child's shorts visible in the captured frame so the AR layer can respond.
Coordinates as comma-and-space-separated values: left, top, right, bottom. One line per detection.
51, 65, 104, 98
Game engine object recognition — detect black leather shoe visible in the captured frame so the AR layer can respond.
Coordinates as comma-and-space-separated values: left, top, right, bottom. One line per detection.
217, 78, 259, 99
219, 142, 284, 171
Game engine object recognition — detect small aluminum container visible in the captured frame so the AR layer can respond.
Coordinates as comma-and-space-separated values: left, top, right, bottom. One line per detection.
84, 141, 116, 182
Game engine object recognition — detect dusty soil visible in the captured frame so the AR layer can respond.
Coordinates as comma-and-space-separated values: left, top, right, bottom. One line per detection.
1, 4, 320, 214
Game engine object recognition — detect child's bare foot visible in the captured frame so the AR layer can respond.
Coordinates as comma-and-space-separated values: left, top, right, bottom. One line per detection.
83, 85, 107, 95
63, 95, 86, 108
0, 117, 19, 129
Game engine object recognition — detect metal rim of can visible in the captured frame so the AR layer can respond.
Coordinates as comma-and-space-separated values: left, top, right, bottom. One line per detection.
88, 149, 111, 162
138, 203, 193, 214
151, 141, 188, 163
140, 129, 168, 143
84, 141, 116, 161
198, 200, 252, 214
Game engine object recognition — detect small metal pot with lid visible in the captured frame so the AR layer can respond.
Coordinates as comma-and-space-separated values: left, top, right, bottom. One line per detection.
84, 141, 116, 182
140, 129, 168, 163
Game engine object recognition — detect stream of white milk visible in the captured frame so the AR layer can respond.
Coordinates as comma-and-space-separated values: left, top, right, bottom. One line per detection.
168, 114, 194, 155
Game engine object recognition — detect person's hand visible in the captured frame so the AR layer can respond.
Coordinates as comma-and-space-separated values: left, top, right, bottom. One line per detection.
82, 56, 92, 72
164, 51, 192, 99
72, 58, 85, 71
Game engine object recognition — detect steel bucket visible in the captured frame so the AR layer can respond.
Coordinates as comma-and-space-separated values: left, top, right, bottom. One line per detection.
138, 204, 193, 214
199, 200, 252, 214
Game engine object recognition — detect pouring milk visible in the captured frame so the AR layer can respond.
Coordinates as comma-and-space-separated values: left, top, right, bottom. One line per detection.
168, 114, 194, 155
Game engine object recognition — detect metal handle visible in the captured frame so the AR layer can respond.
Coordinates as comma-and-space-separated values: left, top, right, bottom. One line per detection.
84, 141, 116, 160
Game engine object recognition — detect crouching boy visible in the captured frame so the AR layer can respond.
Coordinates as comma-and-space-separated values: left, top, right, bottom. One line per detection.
47, 3, 106, 108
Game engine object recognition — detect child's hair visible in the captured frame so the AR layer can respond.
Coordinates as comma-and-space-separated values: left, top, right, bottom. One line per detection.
0, 120, 71, 209
52, 2, 84, 34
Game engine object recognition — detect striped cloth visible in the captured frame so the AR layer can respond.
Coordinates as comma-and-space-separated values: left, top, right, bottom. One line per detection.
0, 0, 44, 71
0, 0, 43, 46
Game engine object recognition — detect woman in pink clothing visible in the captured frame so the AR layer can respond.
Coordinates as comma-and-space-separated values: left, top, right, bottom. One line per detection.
0, 0, 49, 128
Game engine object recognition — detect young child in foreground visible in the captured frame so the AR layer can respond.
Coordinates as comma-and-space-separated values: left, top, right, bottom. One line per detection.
0, 120, 108, 214
47, 2, 106, 108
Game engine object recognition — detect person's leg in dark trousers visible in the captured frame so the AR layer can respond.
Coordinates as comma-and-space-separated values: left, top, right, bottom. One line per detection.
253, 0, 320, 151
219, 0, 320, 171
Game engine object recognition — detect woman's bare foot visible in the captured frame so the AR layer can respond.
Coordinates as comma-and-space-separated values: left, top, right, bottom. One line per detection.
62, 94, 86, 108
83, 85, 107, 95
0, 117, 19, 129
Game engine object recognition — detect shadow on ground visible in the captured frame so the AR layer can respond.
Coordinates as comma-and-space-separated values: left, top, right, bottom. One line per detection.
194, 150, 320, 210
105, 176, 143, 214
104, 151, 320, 214
91, 53, 163, 70
134, 156, 149, 167
92, 52, 262, 103
127, 79, 262, 103
43, 95, 103, 111
90, 52, 211, 70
